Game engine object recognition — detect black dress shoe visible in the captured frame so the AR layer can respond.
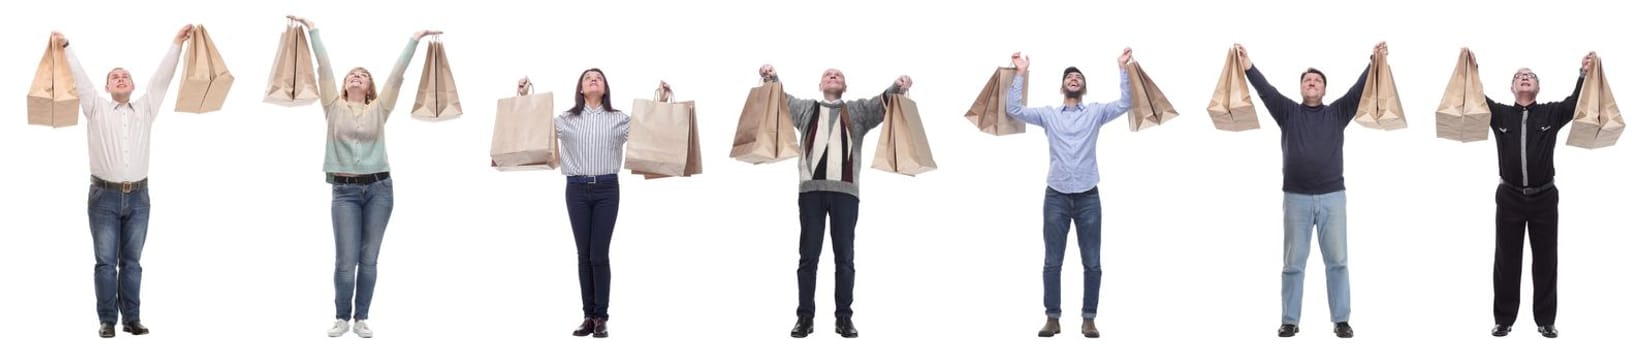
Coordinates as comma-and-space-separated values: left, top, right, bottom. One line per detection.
1081, 319, 1099, 338
790, 318, 813, 338
1538, 325, 1559, 338
123, 321, 149, 335
1491, 324, 1512, 337
1037, 318, 1060, 337
591, 318, 609, 338
1334, 322, 1353, 338
572, 318, 595, 337
98, 323, 115, 338
1277, 324, 1298, 337
835, 318, 858, 338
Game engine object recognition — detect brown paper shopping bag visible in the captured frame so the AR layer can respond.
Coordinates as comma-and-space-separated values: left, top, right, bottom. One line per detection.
411, 38, 462, 121
1435, 49, 1492, 142
871, 94, 937, 176
963, 67, 1027, 136
28, 35, 78, 127
1354, 52, 1407, 130
262, 20, 319, 107
490, 83, 558, 170
1208, 48, 1259, 131
626, 88, 702, 178
1126, 59, 1179, 132
1566, 54, 1625, 149
729, 80, 800, 164
174, 25, 235, 114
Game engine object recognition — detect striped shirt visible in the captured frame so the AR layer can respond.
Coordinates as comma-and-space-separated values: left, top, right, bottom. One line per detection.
311, 28, 419, 178
556, 105, 630, 176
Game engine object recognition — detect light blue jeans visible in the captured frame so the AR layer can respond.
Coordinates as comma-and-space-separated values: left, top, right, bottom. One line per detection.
1281, 190, 1350, 325
332, 177, 394, 321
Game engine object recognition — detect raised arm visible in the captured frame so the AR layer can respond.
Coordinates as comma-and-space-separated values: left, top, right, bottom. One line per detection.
138, 25, 190, 116
759, 65, 820, 132
1237, 44, 1297, 124
846, 76, 908, 132
1091, 49, 1135, 129
56, 32, 107, 114
1329, 63, 1371, 122
1004, 52, 1050, 127
1553, 52, 1594, 128
1332, 42, 1386, 121
293, 17, 339, 107
375, 30, 438, 114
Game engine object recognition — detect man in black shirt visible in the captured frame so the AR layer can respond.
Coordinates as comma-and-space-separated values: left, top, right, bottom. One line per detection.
1480, 49, 1594, 339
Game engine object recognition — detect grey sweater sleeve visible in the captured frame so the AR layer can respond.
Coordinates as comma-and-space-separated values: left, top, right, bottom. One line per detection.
846, 83, 902, 133
773, 74, 818, 132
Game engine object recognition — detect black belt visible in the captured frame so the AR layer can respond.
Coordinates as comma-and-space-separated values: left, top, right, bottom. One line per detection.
331, 172, 390, 185
567, 174, 618, 184
92, 176, 147, 193
1501, 180, 1554, 196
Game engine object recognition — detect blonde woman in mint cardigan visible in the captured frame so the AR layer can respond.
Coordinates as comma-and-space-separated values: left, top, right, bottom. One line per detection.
287, 15, 440, 339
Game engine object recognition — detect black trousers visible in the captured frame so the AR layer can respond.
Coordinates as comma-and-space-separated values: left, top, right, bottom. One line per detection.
1493, 184, 1559, 327
796, 191, 859, 320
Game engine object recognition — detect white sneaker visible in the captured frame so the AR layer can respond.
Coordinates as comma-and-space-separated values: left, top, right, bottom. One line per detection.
353, 320, 374, 338
327, 319, 349, 337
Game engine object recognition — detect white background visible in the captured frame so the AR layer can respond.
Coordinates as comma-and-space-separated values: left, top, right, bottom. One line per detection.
1, 0, 1644, 349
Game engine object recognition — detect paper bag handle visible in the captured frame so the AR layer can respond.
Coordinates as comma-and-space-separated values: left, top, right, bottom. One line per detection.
516, 81, 533, 96
654, 87, 673, 103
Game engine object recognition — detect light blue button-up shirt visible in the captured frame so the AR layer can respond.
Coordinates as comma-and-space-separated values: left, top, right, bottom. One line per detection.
1005, 70, 1131, 194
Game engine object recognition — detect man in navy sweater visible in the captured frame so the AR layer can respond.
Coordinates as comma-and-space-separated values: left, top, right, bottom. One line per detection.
1482, 50, 1593, 339
1235, 41, 1385, 339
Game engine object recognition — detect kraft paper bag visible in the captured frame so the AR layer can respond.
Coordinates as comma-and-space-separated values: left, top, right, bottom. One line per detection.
175, 24, 235, 114
871, 93, 937, 176
729, 80, 800, 164
1354, 52, 1408, 130
1565, 54, 1625, 149
262, 20, 320, 107
626, 88, 702, 178
1125, 59, 1179, 132
490, 83, 558, 170
1208, 47, 1259, 131
964, 67, 1027, 136
28, 35, 78, 127
411, 38, 462, 121
1435, 49, 1492, 142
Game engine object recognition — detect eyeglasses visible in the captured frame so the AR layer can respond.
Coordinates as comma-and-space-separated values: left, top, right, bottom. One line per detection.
1513, 73, 1539, 80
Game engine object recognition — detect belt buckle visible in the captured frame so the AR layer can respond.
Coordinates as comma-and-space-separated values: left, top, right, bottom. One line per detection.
120, 182, 133, 193
584, 176, 598, 184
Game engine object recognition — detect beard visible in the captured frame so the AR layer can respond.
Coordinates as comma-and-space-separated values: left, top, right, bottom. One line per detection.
1063, 88, 1084, 99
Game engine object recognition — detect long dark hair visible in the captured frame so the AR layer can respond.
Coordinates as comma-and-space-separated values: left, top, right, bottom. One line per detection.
566, 68, 617, 114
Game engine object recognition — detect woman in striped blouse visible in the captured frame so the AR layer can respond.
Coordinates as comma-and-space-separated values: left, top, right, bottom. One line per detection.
551, 68, 669, 338
288, 15, 440, 339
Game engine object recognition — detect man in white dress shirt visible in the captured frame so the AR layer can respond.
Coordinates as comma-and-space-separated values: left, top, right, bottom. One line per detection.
56, 25, 190, 338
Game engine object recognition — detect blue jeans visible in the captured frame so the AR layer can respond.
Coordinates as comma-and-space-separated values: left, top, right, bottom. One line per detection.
88, 184, 150, 324
566, 177, 620, 319
1043, 187, 1101, 319
1281, 191, 1350, 325
332, 178, 394, 321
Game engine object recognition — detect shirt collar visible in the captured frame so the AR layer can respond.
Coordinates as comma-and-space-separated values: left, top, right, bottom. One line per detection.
1061, 103, 1086, 112
582, 105, 606, 114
